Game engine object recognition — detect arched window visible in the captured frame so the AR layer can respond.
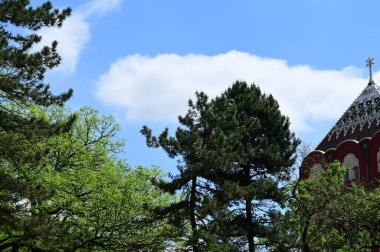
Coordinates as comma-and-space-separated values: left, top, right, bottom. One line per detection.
309, 163, 324, 178
342, 153, 360, 180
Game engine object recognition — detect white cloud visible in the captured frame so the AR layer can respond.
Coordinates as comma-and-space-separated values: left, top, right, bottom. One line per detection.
78, 0, 123, 17
36, 0, 122, 74
95, 51, 370, 132
37, 14, 90, 74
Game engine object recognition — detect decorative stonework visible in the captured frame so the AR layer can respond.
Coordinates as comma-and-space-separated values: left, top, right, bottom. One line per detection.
309, 163, 324, 178
342, 153, 359, 179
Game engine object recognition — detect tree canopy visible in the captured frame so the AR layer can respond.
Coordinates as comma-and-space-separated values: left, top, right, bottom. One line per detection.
288, 161, 380, 252
0, 0, 74, 137
0, 106, 179, 251
0, 2, 75, 246
3, 2, 380, 251
142, 81, 300, 251
0, 2, 179, 250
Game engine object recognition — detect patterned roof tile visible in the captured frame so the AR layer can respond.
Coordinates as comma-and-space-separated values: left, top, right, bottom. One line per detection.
316, 83, 380, 151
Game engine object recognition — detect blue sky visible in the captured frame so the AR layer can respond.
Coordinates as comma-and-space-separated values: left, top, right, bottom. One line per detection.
42, 0, 380, 174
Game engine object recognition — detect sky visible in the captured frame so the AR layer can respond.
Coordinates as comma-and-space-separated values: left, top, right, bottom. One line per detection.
40, 0, 380, 174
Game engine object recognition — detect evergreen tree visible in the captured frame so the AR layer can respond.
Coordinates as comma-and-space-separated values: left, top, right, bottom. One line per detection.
142, 92, 233, 251
142, 81, 299, 251
0, 1, 75, 165
0, 1, 74, 248
211, 81, 299, 251
0, 0, 73, 137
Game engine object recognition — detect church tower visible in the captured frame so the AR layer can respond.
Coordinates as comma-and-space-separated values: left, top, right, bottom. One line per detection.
302, 58, 380, 184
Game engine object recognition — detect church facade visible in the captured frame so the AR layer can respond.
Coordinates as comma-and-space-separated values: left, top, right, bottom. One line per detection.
302, 58, 380, 182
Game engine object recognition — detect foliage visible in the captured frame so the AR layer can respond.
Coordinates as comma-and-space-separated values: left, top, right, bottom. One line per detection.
0, 0, 74, 140
289, 161, 380, 251
0, 2, 180, 251
209, 81, 299, 251
142, 91, 232, 251
142, 81, 299, 252
0, 106, 179, 251
0, 2, 75, 248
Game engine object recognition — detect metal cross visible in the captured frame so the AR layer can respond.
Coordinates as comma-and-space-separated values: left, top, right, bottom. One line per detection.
366, 57, 375, 84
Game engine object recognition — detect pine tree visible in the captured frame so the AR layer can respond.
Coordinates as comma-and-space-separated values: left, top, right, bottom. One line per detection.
211, 81, 299, 251
0, 0, 74, 138
142, 81, 299, 251
141, 92, 233, 251
0, 1, 73, 250
0, 0, 75, 166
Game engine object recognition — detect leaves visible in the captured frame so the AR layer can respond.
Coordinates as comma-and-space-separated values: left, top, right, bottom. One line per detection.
0, 106, 179, 251
288, 162, 380, 251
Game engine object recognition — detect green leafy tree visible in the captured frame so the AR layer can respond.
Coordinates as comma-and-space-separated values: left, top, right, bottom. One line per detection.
0, 106, 179, 251
0, 2, 179, 250
290, 162, 380, 251
258, 143, 314, 252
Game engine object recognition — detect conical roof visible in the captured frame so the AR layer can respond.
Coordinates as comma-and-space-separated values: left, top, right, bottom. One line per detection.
316, 70, 380, 151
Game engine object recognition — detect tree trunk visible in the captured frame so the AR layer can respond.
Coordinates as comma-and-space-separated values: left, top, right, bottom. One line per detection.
246, 197, 254, 252
190, 176, 199, 252
301, 218, 311, 252
244, 165, 255, 252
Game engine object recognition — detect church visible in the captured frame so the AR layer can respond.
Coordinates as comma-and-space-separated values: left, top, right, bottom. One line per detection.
302, 58, 380, 183
301, 58, 380, 252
